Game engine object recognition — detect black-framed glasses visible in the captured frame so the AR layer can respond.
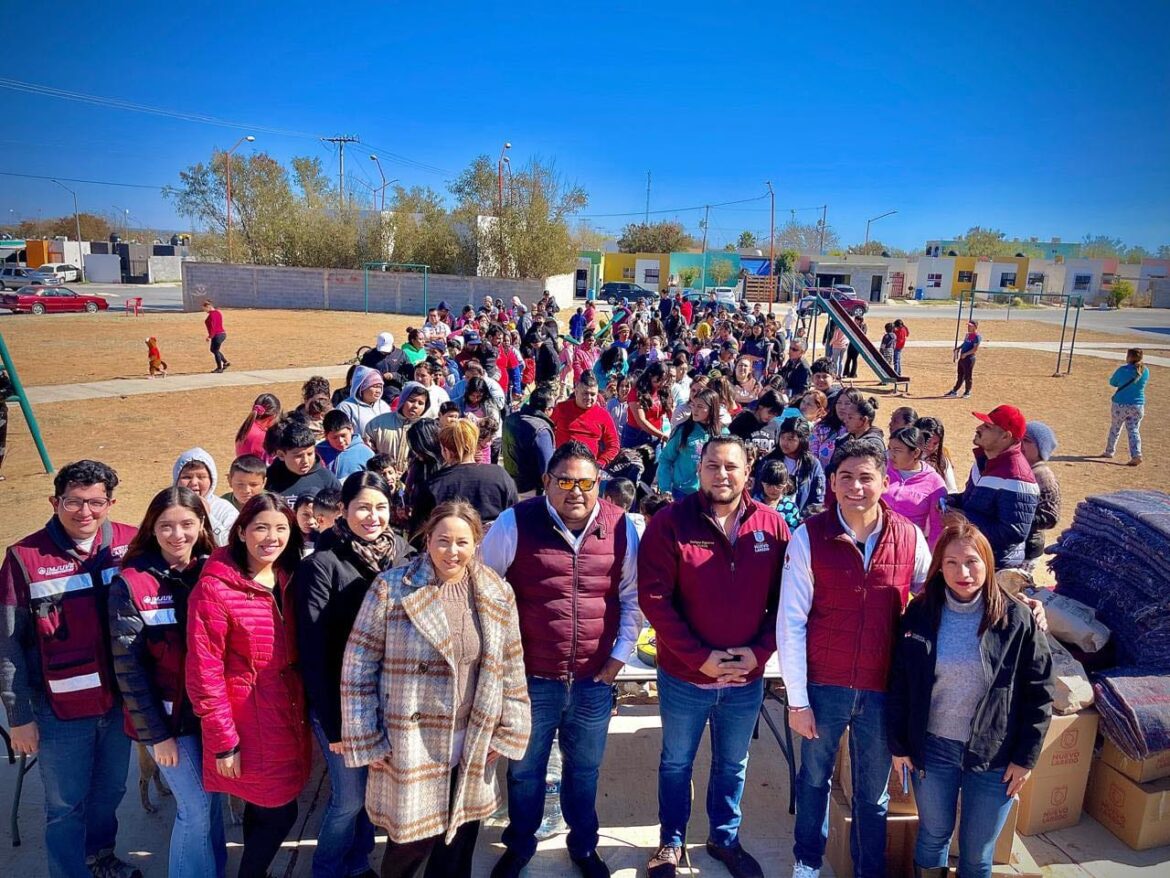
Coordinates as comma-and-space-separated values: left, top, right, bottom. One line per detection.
551, 477, 597, 492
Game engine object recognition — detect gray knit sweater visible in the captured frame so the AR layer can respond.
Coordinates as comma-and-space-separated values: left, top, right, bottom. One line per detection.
927, 590, 989, 742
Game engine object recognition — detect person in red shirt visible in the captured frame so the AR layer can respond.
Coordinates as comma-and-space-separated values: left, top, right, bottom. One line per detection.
551, 373, 620, 466
893, 319, 910, 375
202, 300, 230, 373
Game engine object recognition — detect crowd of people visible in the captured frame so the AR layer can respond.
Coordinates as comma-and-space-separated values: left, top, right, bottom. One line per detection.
0, 288, 1152, 878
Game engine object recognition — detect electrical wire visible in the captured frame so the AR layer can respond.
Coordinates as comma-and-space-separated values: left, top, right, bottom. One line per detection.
0, 170, 165, 189
577, 192, 769, 219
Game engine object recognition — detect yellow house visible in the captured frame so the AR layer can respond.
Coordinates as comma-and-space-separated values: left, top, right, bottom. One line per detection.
601, 252, 670, 291
952, 256, 977, 296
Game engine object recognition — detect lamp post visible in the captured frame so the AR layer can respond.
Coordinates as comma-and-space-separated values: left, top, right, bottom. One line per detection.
369, 154, 388, 212
765, 181, 775, 305
225, 135, 255, 262
52, 179, 85, 283
864, 209, 897, 247
497, 141, 511, 214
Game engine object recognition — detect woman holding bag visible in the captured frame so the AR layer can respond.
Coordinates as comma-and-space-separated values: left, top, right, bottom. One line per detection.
341, 501, 530, 878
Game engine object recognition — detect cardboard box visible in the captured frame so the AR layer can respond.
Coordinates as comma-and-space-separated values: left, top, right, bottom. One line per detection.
836, 729, 917, 815
1016, 709, 1098, 835
950, 835, 1042, 878
1084, 760, 1170, 851
825, 788, 917, 878
1100, 739, 1170, 784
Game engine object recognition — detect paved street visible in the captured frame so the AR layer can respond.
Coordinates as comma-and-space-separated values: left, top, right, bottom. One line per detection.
0, 282, 184, 316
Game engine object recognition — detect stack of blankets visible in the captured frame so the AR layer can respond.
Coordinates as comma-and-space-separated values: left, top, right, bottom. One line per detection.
1049, 490, 1170, 671
1049, 490, 1170, 759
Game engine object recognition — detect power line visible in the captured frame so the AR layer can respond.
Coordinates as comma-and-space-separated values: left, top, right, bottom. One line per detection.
0, 170, 165, 189
577, 192, 769, 219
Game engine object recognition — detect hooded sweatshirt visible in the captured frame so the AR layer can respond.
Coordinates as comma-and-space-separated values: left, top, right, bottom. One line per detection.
363, 381, 430, 473
336, 365, 391, 435
172, 448, 240, 547
883, 462, 948, 546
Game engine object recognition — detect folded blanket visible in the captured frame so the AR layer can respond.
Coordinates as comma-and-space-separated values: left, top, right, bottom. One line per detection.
1094, 669, 1170, 759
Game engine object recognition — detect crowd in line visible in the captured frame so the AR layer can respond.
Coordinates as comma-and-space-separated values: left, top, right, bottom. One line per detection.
0, 289, 1152, 878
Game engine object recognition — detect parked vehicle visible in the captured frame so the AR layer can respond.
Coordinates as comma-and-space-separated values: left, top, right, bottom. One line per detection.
601, 281, 657, 304
0, 285, 109, 315
33, 262, 83, 283
0, 265, 62, 289
683, 287, 739, 311
797, 286, 869, 318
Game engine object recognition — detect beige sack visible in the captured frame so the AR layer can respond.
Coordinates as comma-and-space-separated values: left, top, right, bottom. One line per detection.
1046, 634, 1094, 715
1026, 587, 1111, 653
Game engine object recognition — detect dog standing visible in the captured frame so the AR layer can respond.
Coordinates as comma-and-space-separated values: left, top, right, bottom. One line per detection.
146, 336, 168, 378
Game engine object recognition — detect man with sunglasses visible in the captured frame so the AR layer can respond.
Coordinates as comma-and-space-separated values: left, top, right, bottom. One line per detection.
0, 460, 141, 878
780, 338, 811, 396
482, 441, 640, 878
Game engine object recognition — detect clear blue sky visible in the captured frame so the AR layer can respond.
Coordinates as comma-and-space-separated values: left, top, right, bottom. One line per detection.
2, 0, 1168, 251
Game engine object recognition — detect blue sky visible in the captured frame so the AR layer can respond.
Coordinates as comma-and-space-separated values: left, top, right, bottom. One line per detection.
2, 0, 1168, 251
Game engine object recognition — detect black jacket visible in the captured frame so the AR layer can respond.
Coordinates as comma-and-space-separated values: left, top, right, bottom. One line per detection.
780, 358, 810, 396
409, 463, 518, 535
108, 554, 205, 744
292, 527, 411, 742
886, 587, 1054, 772
265, 459, 341, 504
501, 407, 555, 494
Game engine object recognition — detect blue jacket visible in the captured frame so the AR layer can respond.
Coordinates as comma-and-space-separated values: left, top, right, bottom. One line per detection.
1109, 363, 1148, 406
658, 422, 721, 496
330, 439, 375, 480
949, 445, 1039, 569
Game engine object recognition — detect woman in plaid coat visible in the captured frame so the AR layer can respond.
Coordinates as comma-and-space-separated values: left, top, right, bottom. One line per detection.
341, 501, 530, 878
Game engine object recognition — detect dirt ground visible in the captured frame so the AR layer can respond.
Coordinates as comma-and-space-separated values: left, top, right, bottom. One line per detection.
0, 310, 1164, 557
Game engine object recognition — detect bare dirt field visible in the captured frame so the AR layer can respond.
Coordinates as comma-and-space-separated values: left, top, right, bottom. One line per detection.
0, 310, 1164, 558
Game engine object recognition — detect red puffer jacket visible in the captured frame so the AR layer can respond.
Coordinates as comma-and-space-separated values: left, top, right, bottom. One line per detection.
185, 548, 310, 807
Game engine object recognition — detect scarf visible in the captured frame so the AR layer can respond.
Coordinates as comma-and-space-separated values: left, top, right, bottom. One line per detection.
334, 519, 398, 577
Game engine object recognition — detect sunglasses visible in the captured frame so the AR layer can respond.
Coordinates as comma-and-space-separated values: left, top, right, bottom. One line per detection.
551, 476, 597, 492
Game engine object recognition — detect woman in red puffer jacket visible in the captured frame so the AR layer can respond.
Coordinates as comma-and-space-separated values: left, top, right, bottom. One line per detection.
186, 492, 311, 878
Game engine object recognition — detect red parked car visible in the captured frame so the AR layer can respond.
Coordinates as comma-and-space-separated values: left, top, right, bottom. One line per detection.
0, 285, 109, 315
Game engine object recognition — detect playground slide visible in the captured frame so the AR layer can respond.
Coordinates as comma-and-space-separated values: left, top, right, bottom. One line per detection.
813, 293, 908, 388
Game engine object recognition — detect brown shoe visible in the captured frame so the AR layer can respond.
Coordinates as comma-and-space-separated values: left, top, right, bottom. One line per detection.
648, 844, 682, 878
1128, 457, 1143, 466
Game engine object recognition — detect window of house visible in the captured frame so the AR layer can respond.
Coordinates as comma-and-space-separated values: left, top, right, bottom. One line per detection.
643, 268, 660, 287
957, 271, 974, 283
926, 273, 943, 288
622, 266, 635, 280
999, 272, 1017, 288
1027, 272, 1045, 287
1073, 274, 1091, 291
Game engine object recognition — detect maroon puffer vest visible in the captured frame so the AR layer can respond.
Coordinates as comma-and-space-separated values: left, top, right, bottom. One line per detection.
805, 504, 917, 692
507, 498, 627, 681
118, 567, 187, 740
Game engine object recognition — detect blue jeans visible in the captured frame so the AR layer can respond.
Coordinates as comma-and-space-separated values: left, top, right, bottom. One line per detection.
656, 670, 764, 850
913, 734, 1017, 878
150, 734, 227, 878
502, 676, 614, 861
893, 349, 904, 375
310, 713, 376, 878
34, 702, 131, 878
793, 684, 890, 878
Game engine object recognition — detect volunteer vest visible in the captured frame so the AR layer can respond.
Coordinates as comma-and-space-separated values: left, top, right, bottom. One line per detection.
118, 566, 187, 739
8, 519, 136, 719
805, 505, 917, 692
507, 498, 626, 680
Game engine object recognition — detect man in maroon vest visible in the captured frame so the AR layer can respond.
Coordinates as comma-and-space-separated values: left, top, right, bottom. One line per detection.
481, 440, 640, 878
640, 436, 790, 878
0, 460, 141, 878
778, 437, 931, 878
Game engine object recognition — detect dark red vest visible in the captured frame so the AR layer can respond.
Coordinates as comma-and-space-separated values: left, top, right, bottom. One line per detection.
118, 567, 187, 740
507, 497, 627, 681
6, 519, 136, 719
805, 504, 917, 692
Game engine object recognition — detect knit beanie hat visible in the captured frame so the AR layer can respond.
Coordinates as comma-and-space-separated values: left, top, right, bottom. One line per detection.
1025, 421, 1057, 461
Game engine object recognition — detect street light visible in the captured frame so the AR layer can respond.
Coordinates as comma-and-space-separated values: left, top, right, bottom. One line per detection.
225, 135, 255, 262
497, 141, 511, 214
369, 154, 389, 212
51, 180, 85, 283
864, 209, 897, 247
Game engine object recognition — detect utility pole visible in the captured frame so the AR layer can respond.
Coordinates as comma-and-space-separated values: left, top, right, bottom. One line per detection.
52, 180, 85, 283
322, 135, 360, 210
644, 171, 651, 225
819, 204, 828, 255
701, 204, 710, 292
766, 182, 775, 305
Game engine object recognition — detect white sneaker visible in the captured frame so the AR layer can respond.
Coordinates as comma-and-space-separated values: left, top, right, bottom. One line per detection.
792, 863, 820, 878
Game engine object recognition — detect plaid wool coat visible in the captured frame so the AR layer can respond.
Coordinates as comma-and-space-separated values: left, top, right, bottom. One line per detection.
340, 554, 530, 843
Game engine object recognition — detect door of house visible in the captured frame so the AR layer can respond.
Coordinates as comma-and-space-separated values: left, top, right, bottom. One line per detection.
870, 275, 883, 302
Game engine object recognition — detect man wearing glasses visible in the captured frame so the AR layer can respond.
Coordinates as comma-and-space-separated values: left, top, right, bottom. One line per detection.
0, 460, 141, 878
481, 441, 640, 878
780, 338, 811, 396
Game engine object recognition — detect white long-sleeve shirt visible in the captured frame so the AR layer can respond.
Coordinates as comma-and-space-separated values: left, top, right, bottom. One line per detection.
777, 508, 931, 708
480, 500, 641, 668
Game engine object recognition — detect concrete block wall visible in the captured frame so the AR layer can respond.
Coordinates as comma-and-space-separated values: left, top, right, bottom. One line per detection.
181, 262, 550, 314
147, 256, 183, 282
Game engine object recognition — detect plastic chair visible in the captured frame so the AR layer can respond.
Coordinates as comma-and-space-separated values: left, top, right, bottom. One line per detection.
124, 297, 143, 316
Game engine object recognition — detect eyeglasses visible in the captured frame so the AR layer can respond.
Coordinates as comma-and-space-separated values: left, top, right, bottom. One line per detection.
551, 476, 597, 493
59, 497, 110, 512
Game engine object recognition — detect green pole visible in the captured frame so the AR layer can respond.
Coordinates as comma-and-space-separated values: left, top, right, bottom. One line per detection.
0, 330, 54, 474
363, 264, 369, 315
1055, 294, 1071, 375
423, 267, 429, 316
